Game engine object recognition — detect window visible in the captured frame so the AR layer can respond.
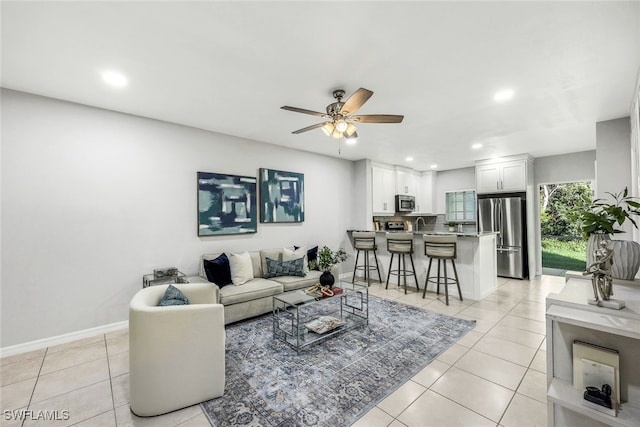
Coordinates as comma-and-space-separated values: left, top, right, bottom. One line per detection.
445, 190, 476, 222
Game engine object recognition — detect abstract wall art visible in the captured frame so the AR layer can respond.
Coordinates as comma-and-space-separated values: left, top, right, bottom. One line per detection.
197, 171, 257, 236
259, 168, 305, 223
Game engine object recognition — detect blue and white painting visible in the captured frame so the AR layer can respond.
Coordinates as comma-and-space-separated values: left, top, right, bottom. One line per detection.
198, 171, 257, 236
259, 168, 304, 223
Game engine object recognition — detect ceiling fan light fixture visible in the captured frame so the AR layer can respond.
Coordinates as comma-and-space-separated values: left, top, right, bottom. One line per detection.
345, 123, 357, 137
331, 128, 343, 139
335, 119, 348, 133
321, 122, 335, 136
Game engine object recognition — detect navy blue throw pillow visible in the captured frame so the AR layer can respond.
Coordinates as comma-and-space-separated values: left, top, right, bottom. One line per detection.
307, 246, 319, 270
158, 284, 190, 306
203, 254, 232, 287
296, 245, 319, 271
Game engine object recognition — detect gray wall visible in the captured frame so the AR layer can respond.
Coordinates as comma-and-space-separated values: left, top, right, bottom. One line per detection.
534, 150, 596, 185
596, 117, 633, 237
435, 167, 476, 214
1, 89, 355, 348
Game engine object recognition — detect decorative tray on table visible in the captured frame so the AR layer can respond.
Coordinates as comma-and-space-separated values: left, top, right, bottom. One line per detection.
304, 316, 345, 334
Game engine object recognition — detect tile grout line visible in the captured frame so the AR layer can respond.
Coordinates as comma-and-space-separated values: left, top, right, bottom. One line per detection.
22, 347, 48, 427
104, 334, 119, 426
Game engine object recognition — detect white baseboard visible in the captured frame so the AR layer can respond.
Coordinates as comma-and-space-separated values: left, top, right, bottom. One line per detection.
0, 321, 128, 358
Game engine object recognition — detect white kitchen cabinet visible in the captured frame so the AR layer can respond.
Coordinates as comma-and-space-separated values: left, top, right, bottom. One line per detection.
546, 277, 640, 427
476, 160, 527, 193
416, 171, 436, 213
396, 170, 418, 195
372, 165, 396, 214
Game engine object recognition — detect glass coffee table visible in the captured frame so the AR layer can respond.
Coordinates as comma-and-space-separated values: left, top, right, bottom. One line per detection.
272, 280, 369, 352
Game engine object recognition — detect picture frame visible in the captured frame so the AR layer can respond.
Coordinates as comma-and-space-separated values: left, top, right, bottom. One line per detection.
197, 171, 257, 236
259, 168, 305, 223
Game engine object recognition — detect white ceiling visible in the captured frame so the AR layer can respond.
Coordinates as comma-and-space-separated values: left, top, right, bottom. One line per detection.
2, 1, 639, 171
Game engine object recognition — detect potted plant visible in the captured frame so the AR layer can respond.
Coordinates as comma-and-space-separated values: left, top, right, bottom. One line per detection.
570, 187, 640, 279
311, 246, 348, 288
447, 221, 457, 232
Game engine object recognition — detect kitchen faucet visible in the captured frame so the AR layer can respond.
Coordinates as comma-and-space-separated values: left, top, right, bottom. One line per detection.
415, 216, 425, 231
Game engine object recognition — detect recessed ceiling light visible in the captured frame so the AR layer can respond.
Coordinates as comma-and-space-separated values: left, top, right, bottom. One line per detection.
102, 70, 128, 87
494, 89, 514, 102
472, 143, 483, 149
430, 164, 438, 169
405, 157, 414, 162
345, 137, 357, 145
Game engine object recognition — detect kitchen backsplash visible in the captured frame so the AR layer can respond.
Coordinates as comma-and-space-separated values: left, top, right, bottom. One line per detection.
373, 214, 477, 233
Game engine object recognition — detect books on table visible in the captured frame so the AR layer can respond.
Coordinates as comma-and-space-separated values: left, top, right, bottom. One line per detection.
573, 340, 619, 416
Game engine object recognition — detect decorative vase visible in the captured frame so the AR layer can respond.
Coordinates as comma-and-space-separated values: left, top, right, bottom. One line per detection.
609, 240, 640, 280
587, 233, 611, 267
319, 271, 335, 288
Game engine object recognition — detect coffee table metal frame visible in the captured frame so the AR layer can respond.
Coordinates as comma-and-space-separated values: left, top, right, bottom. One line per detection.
272, 280, 369, 353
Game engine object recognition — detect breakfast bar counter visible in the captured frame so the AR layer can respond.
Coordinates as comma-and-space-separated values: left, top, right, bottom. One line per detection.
347, 230, 498, 300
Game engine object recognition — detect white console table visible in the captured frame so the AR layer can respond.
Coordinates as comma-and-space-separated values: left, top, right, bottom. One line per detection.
546, 277, 640, 427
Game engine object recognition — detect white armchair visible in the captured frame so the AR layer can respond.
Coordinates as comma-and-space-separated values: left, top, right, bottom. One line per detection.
129, 282, 225, 416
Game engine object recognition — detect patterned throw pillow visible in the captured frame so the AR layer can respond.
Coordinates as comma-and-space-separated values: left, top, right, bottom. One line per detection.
157, 284, 190, 306
265, 257, 306, 278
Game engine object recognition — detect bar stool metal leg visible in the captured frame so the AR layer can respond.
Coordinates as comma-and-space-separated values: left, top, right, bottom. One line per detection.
443, 259, 449, 306
451, 259, 463, 301
352, 250, 360, 283
385, 253, 394, 289
436, 260, 441, 296
423, 258, 433, 298
409, 253, 419, 291
373, 251, 383, 282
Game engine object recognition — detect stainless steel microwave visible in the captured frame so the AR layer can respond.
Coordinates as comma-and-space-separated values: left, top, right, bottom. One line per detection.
395, 195, 415, 212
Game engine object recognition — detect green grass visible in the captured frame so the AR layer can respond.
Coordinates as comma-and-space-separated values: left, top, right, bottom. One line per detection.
541, 237, 587, 271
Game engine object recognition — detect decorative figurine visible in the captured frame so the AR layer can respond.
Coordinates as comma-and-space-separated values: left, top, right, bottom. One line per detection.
582, 241, 625, 309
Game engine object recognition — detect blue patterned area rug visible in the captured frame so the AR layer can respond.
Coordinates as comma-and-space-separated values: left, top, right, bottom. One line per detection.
201, 295, 475, 427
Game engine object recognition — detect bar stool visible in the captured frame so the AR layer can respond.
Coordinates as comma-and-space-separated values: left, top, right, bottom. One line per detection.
385, 232, 419, 294
352, 231, 383, 286
422, 234, 463, 305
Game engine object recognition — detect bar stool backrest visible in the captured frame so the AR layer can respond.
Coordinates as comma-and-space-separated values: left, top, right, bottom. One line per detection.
353, 231, 377, 250
423, 234, 457, 259
386, 232, 414, 253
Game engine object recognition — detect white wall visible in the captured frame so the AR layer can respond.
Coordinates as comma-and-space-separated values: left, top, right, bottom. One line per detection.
435, 167, 475, 214
1, 89, 355, 348
534, 150, 596, 185
596, 117, 633, 238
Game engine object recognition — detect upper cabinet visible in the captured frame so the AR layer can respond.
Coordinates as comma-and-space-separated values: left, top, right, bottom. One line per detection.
372, 165, 396, 214
396, 169, 418, 195
476, 159, 528, 193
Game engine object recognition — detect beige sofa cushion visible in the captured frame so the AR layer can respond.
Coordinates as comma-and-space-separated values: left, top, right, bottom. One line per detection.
200, 251, 263, 279
271, 270, 322, 292
219, 278, 283, 305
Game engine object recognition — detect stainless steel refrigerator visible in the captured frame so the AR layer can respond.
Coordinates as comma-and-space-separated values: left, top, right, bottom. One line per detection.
478, 194, 528, 279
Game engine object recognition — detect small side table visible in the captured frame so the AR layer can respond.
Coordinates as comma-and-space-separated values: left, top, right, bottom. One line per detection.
142, 271, 187, 288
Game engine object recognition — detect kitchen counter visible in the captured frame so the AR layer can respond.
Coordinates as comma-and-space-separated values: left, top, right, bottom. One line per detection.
346, 230, 498, 300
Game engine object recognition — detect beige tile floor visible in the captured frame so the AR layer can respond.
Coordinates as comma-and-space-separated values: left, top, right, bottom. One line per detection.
0, 275, 564, 426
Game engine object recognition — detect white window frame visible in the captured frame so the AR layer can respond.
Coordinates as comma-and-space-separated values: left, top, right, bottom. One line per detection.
445, 190, 476, 222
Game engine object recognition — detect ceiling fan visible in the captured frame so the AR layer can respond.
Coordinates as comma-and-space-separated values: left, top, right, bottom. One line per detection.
281, 88, 404, 140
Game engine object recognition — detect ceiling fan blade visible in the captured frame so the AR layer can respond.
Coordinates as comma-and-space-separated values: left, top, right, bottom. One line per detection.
292, 122, 328, 134
339, 88, 373, 115
281, 106, 327, 117
351, 114, 404, 124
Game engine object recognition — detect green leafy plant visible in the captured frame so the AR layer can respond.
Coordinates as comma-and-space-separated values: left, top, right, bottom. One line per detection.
569, 187, 640, 239
447, 221, 457, 227
310, 246, 348, 272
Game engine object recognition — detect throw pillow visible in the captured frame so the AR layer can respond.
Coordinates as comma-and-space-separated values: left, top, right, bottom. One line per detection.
260, 248, 282, 275
203, 254, 232, 287
228, 251, 254, 285
265, 257, 306, 278
157, 284, 190, 306
304, 245, 319, 270
283, 246, 309, 274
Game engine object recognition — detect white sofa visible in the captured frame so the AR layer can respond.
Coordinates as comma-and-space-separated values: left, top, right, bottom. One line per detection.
129, 282, 225, 416
190, 249, 326, 324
